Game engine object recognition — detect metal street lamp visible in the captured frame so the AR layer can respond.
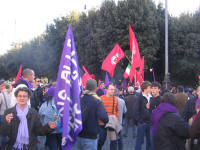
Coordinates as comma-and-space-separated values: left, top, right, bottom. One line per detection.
163, 0, 170, 89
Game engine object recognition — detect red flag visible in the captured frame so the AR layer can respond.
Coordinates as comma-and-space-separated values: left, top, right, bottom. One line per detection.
90, 74, 96, 79
139, 56, 144, 79
135, 71, 144, 85
81, 66, 91, 88
15, 65, 22, 83
101, 44, 125, 77
129, 24, 141, 83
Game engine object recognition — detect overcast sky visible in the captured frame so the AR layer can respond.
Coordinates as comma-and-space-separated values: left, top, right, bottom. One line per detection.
0, 0, 199, 55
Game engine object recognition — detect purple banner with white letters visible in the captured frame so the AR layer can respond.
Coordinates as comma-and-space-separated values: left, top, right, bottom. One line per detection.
55, 25, 82, 150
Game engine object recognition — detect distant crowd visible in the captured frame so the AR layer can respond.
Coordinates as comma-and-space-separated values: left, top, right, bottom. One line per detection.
0, 68, 200, 150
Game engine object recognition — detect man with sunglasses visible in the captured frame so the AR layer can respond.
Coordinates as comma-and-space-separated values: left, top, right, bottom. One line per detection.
30, 77, 44, 111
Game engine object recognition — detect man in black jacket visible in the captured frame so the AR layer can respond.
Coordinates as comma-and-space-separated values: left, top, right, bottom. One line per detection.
74, 79, 109, 150
30, 77, 43, 111
182, 86, 200, 122
123, 86, 137, 137
134, 81, 153, 150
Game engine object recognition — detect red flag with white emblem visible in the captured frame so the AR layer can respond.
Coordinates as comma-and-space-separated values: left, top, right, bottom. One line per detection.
129, 24, 141, 83
101, 44, 125, 77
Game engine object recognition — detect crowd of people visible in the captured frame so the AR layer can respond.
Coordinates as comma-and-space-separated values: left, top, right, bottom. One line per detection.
0, 68, 200, 150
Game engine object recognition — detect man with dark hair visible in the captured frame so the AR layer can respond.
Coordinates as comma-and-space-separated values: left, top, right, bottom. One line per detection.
75, 79, 108, 150
96, 81, 106, 97
150, 82, 162, 113
175, 85, 188, 115
134, 81, 153, 150
30, 77, 44, 111
11, 68, 35, 107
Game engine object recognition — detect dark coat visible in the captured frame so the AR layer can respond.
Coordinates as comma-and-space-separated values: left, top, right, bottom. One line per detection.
79, 94, 108, 139
133, 94, 151, 124
30, 86, 44, 111
124, 94, 137, 120
154, 112, 189, 150
190, 112, 200, 138
190, 112, 200, 150
150, 96, 162, 113
182, 94, 198, 122
0, 106, 53, 150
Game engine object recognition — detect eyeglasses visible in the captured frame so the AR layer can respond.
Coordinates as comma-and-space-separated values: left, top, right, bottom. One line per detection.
36, 80, 40, 82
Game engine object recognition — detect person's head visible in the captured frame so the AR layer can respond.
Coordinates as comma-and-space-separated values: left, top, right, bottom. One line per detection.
43, 86, 55, 105
14, 87, 31, 107
0, 80, 6, 91
177, 85, 184, 93
161, 92, 176, 106
123, 89, 127, 94
196, 86, 200, 98
114, 88, 120, 97
34, 77, 41, 87
106, 83, 115, 97
141, 81, 152, 94
5, 81, 12, 93
128, 86, 134, 94
151, 82, 161, 97
119, 88, 123, 95
196, 99, 200, 111
99, 81, 105, 89
22, 68, 35, 83
86, 79, 97, 91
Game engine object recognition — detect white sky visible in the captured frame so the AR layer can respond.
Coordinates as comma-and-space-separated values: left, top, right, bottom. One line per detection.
0, 0, 199, 55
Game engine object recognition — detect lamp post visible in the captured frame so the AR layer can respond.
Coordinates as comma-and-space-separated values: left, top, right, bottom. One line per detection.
163, 0, 170, 89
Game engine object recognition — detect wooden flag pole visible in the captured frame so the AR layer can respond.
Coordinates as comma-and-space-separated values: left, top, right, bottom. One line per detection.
124, 54, 131, 64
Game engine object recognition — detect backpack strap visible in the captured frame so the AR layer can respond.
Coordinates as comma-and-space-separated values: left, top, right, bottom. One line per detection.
112, 96, 115, 114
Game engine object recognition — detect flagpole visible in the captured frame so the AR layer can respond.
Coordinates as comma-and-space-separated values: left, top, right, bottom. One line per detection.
124, 54, 131, 64
163, 0, 170, 89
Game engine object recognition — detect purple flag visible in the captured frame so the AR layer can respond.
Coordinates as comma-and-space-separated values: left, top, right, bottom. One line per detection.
55, 25, 82, 150
104, 72, 110, 87
121, 78, 127, 89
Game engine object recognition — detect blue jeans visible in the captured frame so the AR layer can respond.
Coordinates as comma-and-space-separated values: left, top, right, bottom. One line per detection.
46, 133, 62, 150
123, 118, 136, 137
97, 126, 118, 150
74, 137, 97, 150
0, 115, 8, 150
135, 123, 152, 150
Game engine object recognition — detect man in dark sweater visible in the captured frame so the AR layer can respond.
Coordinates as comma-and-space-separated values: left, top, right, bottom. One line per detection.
134, 81, 153, 150
150, 82, 162, 113
75, 79, 108, 150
